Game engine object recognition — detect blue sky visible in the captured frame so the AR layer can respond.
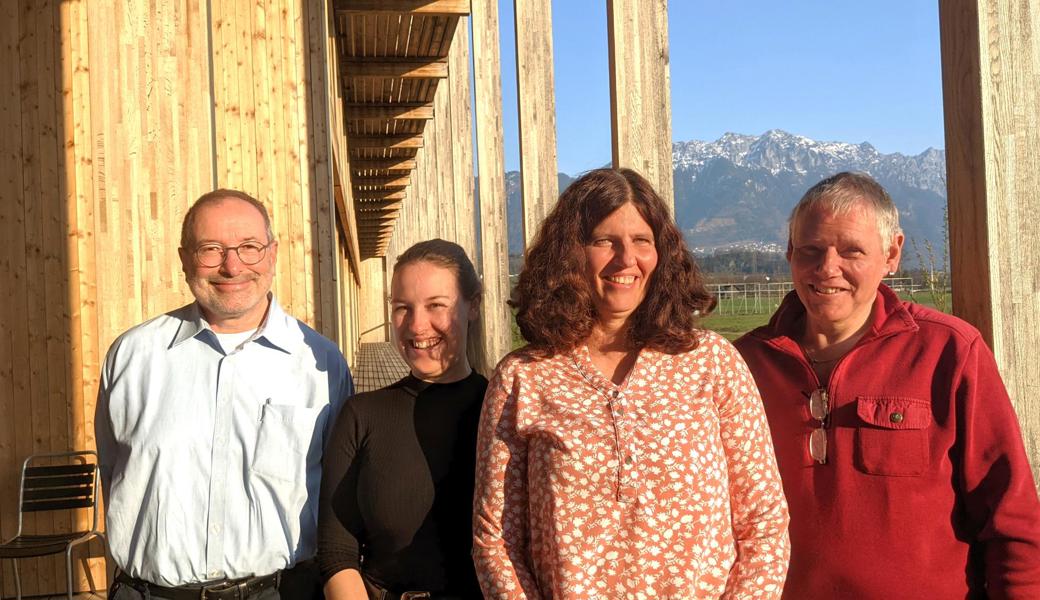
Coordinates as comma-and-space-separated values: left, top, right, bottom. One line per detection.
495, 0, 945, 174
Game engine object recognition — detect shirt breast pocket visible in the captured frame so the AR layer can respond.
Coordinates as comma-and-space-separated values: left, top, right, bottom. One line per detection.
854, 396, 931, 477
252, 402, 327, 482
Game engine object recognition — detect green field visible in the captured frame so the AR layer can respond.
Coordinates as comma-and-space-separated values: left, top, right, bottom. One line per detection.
701, 290, 950, 342
511, 290, 952, 347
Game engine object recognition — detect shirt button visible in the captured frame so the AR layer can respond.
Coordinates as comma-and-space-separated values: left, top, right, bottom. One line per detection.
889, 412, 904, 423
612, 390, 619, 399
211, 524, 222, 534
625, 455, 634, 465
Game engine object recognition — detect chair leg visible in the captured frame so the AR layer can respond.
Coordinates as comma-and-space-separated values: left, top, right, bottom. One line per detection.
66, 545, 75, 600
12, 558, 21, 600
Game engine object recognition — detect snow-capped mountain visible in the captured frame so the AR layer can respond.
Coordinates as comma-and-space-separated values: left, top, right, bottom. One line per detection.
671, 129, 946, 250
502, 129, 947, 258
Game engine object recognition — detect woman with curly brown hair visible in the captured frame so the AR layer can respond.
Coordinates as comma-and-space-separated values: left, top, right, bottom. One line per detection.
472, 168, 790, 599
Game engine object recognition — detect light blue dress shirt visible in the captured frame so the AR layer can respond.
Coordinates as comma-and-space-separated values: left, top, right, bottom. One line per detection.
95, 296, 353, 586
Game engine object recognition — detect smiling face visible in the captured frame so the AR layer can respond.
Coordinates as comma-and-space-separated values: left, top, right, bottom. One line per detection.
787, 201, 903, 339
390, 260, 477, 383
583, 202, 659, 330
178, 198, 277, 332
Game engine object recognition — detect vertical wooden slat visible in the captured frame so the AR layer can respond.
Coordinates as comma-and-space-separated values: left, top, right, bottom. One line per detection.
37, 0, 72, 586
471, 1, 512, 373
236, 0, 258, 196
65, 0, 107, 587
513, 0, 558, 247
606, 0, 674, 212
306, 0, 337, 338
434, 65, 456, 244
448, 17, 475, 262
939, 0, 1040, 485
287, 0, 311, 322
21, 0, 51, 590
0, 0, 24, 594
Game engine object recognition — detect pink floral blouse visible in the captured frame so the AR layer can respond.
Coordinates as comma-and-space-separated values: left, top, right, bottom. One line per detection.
473, 331, 790, 599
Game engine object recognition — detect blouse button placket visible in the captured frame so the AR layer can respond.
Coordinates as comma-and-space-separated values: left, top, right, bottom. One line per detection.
610, 388, 639, 503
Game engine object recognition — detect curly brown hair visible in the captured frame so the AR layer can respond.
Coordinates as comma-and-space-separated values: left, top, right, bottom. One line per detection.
511, 168, 715, 357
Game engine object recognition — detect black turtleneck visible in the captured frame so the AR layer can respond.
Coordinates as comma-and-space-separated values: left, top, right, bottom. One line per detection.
317, 371, 487, 597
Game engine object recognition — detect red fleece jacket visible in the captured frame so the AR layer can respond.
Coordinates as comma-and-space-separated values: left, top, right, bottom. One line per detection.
735, 285, 1040, 599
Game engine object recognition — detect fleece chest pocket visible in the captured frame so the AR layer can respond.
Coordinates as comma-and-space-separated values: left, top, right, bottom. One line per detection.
252, 403, 327, 482
854, 396, 932, 477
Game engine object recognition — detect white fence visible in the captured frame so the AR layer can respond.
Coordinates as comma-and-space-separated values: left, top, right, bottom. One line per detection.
707, 277, 919, 315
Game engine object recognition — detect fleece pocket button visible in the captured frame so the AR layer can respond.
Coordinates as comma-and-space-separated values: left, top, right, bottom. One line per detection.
889, 412, 904, 423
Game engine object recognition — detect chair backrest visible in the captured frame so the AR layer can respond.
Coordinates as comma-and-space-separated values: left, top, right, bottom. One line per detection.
17, 450, 100, 534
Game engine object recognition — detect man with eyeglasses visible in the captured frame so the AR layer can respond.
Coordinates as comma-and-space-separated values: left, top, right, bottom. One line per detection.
96, 189, 354, 599
735, 172, 1040, 599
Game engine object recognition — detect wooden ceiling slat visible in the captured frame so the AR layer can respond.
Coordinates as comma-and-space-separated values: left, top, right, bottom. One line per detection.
335, 0, 469, 16
351, 158, 417, 171
356, 190, 407, 200
351, 135, 424, 149
346, 102, 434, 120
345, 58, 448, 78
354, 176, 411, 186
356, 200, 404, 211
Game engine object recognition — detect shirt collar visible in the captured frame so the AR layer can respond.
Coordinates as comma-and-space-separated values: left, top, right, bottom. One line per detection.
169, 294, 300, 353
754, 283, 918, 348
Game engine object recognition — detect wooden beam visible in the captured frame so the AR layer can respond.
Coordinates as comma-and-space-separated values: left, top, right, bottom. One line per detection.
353, 176, 411, 187
939, 0, 1040, 485
350, 135, 424, 150
355, 185, 407, 194
335, 0, 469, 15
345, 103, 435, 120
607, 0, 674, 213
472, 0, 512, 374
345, 59, 448, 79
357, 216, 401, 224
356, 201, 404, 211
355, 190, 406, 201
514, 0, 559, 247
352, 158, 417, 171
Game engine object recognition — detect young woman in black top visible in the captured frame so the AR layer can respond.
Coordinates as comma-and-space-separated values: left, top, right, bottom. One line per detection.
318, 240, 487, 600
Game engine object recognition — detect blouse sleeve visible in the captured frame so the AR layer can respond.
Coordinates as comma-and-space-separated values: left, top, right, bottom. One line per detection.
472, 359, 543, 600
316, 398, 364, 582
712, 336, 791, 600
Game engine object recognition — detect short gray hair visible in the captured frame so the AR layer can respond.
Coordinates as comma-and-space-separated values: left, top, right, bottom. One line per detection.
181, 189, 275, 248
788, 172, 902, 245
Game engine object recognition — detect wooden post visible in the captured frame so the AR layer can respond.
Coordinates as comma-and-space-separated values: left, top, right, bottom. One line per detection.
939, 0, 1040, 484
513, 0, 558, 246
449, 17, 476, 262
472, 0, 513, 373
606, 0, 674, 212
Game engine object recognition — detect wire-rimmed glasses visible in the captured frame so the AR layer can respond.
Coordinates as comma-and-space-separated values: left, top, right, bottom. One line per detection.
808, 388, 830, 464
194, 241, 272, 268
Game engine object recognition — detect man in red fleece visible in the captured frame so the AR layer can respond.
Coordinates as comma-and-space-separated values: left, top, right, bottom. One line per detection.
735, 171, 1040, 599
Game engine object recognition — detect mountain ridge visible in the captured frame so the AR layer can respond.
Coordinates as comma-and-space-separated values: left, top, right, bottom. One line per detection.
504, 129, 946, 256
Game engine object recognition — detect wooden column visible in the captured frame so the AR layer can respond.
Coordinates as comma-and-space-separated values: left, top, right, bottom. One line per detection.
449, 17, 477, 261
606, 0, 673, 212
939, 0, 1040, 483
513, 0, 558, 246
472, 0, 513, 373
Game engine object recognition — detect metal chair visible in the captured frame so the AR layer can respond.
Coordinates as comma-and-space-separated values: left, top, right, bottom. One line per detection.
0, 450, 106, 599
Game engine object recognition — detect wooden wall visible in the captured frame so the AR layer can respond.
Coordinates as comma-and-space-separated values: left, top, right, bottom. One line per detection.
0, 0, 357, 594
939, 0, 1040, 484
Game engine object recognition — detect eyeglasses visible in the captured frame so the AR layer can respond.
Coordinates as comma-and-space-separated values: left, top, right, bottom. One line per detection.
194, 241, 272, 268
808, 388, 830, 464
